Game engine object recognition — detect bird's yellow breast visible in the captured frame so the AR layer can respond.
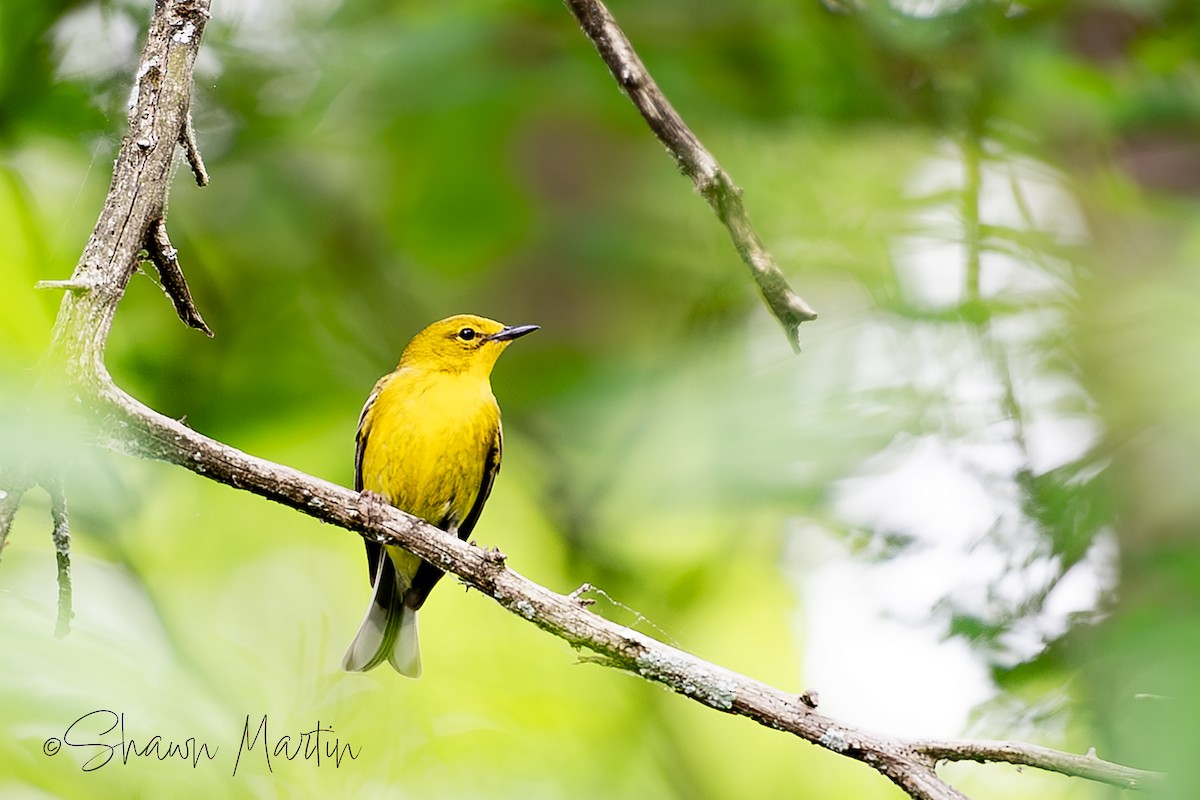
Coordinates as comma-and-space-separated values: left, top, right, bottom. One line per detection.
358, 366, 500, 531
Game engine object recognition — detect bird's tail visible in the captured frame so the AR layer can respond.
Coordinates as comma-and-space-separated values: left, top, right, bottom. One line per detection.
341, 552, 422, 677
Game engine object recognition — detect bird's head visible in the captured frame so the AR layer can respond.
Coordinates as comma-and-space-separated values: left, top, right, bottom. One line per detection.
398, 314, 539, 375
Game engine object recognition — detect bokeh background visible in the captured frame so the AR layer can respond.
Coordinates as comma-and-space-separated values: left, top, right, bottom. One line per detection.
3, 0, 1200, 797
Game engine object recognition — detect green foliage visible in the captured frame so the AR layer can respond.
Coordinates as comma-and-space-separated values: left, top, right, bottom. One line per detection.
3, 0, 1200, 798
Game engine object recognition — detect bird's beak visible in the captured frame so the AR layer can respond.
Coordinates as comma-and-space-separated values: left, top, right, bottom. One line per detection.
488, 324, 540, 342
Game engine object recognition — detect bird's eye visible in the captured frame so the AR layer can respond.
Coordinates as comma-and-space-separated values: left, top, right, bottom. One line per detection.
458, 327, 476, 341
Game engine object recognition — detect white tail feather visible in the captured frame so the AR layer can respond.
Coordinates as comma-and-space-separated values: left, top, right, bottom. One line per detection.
341, 554, 422, 677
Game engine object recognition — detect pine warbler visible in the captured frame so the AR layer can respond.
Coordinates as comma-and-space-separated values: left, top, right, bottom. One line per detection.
342, 314, 538, 676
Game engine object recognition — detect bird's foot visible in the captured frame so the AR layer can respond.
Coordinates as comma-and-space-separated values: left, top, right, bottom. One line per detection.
356, 489, 392, 531
473, 543, 506, 567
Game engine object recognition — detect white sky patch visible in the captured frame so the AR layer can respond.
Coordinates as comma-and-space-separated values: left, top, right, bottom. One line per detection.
779, 142, 1112, 736
889, 0, 972, 18
894, 140, 1088, 311
787, 520, 994, 738
834, 434, 1009, 550
51, 3, 139, 82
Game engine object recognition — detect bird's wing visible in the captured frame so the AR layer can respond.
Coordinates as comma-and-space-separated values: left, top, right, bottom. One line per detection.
355, 374, 390, 583
458, 422, 503, 542
404, 424, 503, 611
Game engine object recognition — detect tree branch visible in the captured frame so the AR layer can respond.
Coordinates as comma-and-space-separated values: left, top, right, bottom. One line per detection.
85, 378, 1165, 798
91, 375, 968, 800
561, 0, 818, 351
14, 2, 1159, 799
43, 0, 212, 383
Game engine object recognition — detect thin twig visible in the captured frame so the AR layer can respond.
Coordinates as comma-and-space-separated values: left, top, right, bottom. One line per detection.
42, 474, 75, 638
0, 471, 31, 561
962, 135, 983, 302
146, 217, 214, 336
34, 279, 92, 292
561, 0, 817, 351
913, 739, 1163, 791
180, 111, 209, 186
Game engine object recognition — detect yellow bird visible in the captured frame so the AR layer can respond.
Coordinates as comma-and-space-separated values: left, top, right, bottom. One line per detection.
342, 314, 538, 676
